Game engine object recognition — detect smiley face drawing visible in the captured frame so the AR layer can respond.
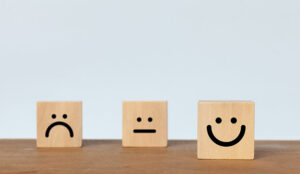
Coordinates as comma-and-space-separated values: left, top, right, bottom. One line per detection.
198, 101, 255, 159
206, 116, 246, 147
37, 102, 82, 147
122, 101, 168, 147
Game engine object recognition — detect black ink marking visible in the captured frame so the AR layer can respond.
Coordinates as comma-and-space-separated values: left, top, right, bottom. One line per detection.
133, 129, 156, 133
63, 114, 67, 119
231, 117, 237, 124
207, 125, 246, 147
45, 121, 74, 138
52, 114, 56, 119
215, 117, 222, 124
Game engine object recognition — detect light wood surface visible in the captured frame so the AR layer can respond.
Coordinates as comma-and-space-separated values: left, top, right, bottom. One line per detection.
122, 101, 168, 147
37, 102, 82, 147
0, 140, 299, 174
198, 101, 254, 159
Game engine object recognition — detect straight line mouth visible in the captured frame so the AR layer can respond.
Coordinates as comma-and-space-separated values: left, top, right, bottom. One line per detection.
133, 129, 156, 133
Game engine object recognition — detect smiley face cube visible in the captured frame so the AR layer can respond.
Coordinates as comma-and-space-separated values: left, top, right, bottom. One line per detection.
198, 101, 255, 159
122, 101, 168, 147
37, 101, 82, 147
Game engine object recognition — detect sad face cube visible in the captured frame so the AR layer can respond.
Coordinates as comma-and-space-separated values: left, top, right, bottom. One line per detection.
122, 101, 168, 147
198, 101, 255, 159
37, 101, 82, 147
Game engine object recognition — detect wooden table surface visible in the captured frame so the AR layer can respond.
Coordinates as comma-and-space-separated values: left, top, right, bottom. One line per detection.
0, 140, 299, 174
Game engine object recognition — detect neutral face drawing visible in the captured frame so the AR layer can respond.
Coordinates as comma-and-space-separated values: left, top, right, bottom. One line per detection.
122, 101, 168, 147
45, 114, 74, 138
37, 102, 82, 147
206, 117, 246, 147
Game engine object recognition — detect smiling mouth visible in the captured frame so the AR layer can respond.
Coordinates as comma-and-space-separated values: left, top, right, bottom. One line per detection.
207, 125, 246, 147
133, 129, 156, 133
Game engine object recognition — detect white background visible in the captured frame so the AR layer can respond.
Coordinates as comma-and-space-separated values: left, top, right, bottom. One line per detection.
0, 0, 299, 140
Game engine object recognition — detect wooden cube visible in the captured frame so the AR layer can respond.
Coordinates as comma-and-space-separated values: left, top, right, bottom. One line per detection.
122, 101, 168, 147
37, 102, 82, 147
198, 101, 255, 159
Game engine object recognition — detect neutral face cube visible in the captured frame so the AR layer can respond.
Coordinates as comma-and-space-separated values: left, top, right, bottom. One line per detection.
122, 101, 168, 147
198, 101, 255, 159
37, 102, 82, 147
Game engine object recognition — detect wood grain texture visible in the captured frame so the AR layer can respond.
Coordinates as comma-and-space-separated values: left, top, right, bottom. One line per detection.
37, 102, 82, 147
0, 140, 300, 174
198, 101, 254, 159
122, 101, 168, 147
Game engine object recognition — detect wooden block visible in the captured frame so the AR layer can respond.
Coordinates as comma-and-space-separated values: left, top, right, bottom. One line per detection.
198, 101, 255, 159
37, 101, 82, 147
122, 101, 168, 147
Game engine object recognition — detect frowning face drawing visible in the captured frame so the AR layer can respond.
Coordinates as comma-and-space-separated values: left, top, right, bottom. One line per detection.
37, 102, 82, 147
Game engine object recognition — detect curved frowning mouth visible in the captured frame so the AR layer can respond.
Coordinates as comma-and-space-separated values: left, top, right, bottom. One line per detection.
45, 121, 74, 138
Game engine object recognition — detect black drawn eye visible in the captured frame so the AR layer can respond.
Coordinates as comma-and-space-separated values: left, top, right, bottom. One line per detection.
216, 117, 222, 124
51, 114, 56, 119
63, 114, 68, 119
137, 117, 142, 122
231, 117, 237, 124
